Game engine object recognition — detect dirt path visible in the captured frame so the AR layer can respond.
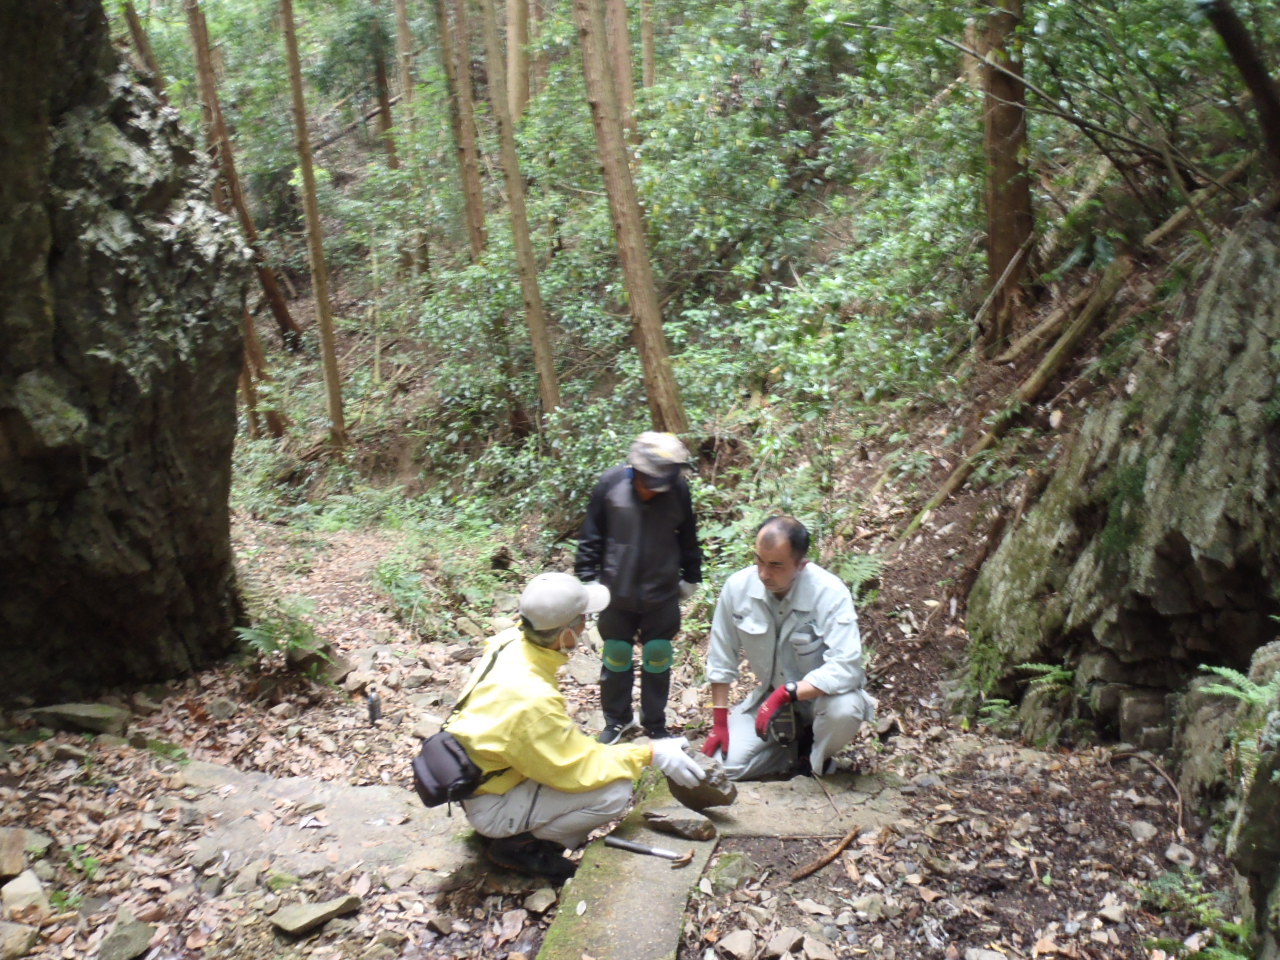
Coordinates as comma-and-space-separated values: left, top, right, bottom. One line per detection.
0, 520, 1222, 960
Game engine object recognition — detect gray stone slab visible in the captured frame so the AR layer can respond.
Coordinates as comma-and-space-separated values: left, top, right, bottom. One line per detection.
540, 821, 715, 960
706, 772, 903, 838
177, 761, 473, 889
538, 771, 902, 960
28, 703, 129, 736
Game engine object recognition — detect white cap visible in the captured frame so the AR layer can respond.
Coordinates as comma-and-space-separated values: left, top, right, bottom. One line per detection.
519, 572, 610, 632
628, 432, 690, 492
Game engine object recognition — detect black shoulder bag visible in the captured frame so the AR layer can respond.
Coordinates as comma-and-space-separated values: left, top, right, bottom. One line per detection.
411, 638, 514, 812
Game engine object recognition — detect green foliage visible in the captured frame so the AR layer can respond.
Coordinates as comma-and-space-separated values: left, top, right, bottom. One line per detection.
146, 740, 190, 763
373, 555, 432, 635
235, 595, 325, 661
831, 552, 884, 600
976, 697, 1018, 735
366, 495, 521, 637
122, 0, 1278, 729
1199, 664, 1280, 708
1173, 401, 1211, 473
49, 890, 84, 912
68, 844, 101, 881
1099, 460, 1149, 560
964, 635, 1008, 700
1142, 869, 1254, 960
1198, 662, 1280, 783
1016, 662, 1076, 692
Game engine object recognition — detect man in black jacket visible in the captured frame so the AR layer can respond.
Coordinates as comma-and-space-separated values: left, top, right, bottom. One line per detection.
576, 432, 703, 743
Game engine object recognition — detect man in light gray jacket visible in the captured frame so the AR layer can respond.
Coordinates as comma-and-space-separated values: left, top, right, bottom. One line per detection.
702, 516, 876, 780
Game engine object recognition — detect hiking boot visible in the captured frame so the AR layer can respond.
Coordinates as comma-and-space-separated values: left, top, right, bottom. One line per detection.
486, 833, 577, 881
597, 719, 640, 744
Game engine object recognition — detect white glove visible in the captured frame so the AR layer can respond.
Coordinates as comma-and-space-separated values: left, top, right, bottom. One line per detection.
678, 579, 698, 600
650, 737, 706, 789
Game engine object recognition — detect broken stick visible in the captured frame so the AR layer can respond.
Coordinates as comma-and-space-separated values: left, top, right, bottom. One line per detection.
789, 824, 861, 882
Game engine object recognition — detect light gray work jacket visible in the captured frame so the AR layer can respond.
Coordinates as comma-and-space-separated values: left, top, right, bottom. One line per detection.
706, 561, 871, 713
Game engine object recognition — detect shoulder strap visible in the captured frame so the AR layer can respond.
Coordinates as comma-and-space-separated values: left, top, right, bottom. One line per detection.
443, 634, 520, 728
440, 635, 520, 793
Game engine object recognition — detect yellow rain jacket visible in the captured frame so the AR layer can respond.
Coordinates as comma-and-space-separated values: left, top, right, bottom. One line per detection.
446, 628, 651, 795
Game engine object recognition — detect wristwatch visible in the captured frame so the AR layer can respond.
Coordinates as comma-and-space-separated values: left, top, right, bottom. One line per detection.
784, 681, 799, 701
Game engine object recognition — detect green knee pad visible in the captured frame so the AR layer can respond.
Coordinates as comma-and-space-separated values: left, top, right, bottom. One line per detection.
602, 639, 635, 673
641, 639, 673, 674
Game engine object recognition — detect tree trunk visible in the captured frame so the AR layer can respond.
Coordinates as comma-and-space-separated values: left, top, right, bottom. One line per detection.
980, 0, 1032, 358
394, 0, 416, 109
437, 0, 488, 260
185, 0, 305, 352
186, 0, 287, 438
640, 0, 654, 88
389, 0, 430, 273
1, 0, 246, 701
239, 298, 287, 437
605, 0, 636, 134
479, 0, 562, 417
507, 0, 530, 123
239, 362, 262, 439
531, 0, 548, 96
572, 0, 687, 433
436, 0, 526, 432
393, 0, 430, 274
370, 0, 400, 169
281, 0, 348, 446
1202, 0, 1280, 182
123, 1, 165, 92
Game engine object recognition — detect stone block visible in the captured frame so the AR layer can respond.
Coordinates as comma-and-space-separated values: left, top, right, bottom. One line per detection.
0, 832, 24, 882
641, 807, 716, 841
1077, 653, 1131, 685
0, 921, 39, 960
1, 872, 48, 923
270, 895, 360, 936
97, 919, 155, 960
1118, 691, 1169, 744
27, 704, 128, 736
666, 755, 736, 811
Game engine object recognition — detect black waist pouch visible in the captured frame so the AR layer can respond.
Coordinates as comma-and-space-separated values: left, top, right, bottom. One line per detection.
767, 702, 798, 745
412, 731, 483, 808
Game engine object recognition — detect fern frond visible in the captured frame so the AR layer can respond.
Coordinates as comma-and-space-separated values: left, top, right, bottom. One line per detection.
1199, 664, 1279, 706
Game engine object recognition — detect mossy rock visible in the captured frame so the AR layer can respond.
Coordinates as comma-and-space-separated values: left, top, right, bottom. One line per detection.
265, 870, 302, 892
707, 851, 755, 895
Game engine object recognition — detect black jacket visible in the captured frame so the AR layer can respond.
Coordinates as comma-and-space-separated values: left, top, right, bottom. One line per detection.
574, 465, 702, 611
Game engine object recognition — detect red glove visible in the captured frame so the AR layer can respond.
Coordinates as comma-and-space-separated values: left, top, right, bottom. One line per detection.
755, 683, 797, 740
702, 707, 729, 758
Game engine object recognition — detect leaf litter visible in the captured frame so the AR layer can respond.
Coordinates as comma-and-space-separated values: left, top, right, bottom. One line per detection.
0, 483, 1231, 959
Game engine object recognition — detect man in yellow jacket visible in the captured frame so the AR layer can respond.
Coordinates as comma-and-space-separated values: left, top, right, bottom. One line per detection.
448, 571, 706, 879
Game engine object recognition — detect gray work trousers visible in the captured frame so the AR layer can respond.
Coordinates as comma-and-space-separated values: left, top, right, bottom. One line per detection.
721, 689, 875, 781
462, 777, 634, 848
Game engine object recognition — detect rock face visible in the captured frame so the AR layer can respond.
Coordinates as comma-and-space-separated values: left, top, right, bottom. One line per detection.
0, 2, 248, 703
966, 221, 1280, 950
968, 221, 1280, 737
1225, 648, 1280, 959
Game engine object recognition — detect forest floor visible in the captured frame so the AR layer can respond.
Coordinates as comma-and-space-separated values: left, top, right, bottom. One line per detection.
0, 426, 1229, 960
